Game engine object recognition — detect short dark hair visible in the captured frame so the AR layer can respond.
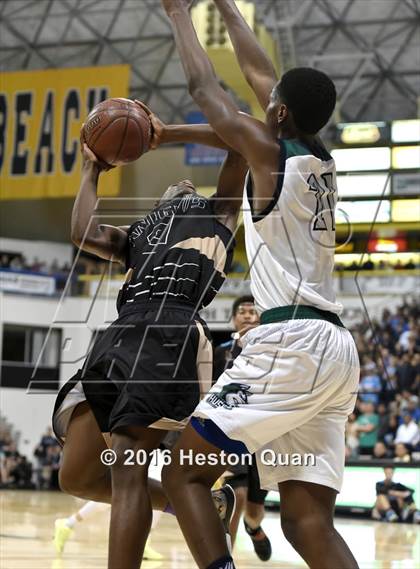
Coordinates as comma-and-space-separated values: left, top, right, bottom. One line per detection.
232, 295, 254, 317
275, 67, 336, 134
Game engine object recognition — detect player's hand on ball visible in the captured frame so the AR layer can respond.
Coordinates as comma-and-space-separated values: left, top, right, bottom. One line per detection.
81, 142, 114, 172
161, 0, 194, 15
134, 100, 164, 150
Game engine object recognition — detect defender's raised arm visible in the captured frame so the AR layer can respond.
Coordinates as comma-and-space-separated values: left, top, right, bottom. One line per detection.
161, 0, 279, 186
214, 0, 278, 110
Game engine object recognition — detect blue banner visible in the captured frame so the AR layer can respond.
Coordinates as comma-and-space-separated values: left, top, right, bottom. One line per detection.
185, 111, 227, 166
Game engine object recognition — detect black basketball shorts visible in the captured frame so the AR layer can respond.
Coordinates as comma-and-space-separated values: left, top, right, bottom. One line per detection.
52, 301, 212, 444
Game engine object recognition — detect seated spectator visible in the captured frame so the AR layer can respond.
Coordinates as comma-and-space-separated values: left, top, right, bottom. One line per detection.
396, 354, 417, 393
359, 369, 382, 405
373, 441, 392, 459
41, 444, 61, 490
9, 256, 24, 270
34, 427, 58, 488
362, 257, 374, 270
377, 405, 390, 440
397, 390, 413, 413
381, 414, 399, 448
0, 440, 30, 488
372, 467, 419, 523
394, 442, 411, 463
399, 318, 417, 351
406, 396, 420, 423
404, 259, 416, 269
355, 402, 379, 455
345, 261, 359, 271
0, 254, 10, 268
345, 414, 360, 458
394, 413, 420, 447
9, 455, 34, 489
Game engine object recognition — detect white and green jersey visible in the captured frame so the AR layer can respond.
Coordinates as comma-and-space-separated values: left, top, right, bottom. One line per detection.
243, 138, 342, 315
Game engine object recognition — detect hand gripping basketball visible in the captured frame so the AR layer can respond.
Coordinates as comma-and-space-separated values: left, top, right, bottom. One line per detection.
133, 100, 164, 150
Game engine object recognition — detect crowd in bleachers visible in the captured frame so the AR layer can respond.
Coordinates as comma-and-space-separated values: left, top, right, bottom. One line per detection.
346, 299, 420, 461
335, 258, 418, 271
0, 418, 61, 490
0, 254, 71, 275
0, 417, 34, 489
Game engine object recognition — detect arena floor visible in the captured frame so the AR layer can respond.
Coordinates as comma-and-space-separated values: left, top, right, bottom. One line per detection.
1, 491, 419, 569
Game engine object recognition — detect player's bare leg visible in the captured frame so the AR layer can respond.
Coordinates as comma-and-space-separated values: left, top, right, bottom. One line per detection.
229, 486, 247, 546
108, 425, 166, 569
59, 402, 169, 510
162, 423, 235, 569
279, 480, 359, 569
59, 402, 112, 502
244, 500, 264, 528
243, 500, 272, 561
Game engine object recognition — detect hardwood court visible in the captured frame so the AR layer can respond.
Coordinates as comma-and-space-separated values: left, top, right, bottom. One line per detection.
1, 490, 419, 568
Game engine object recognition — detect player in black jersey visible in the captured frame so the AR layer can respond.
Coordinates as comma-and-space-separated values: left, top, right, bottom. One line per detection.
52, 124, 247, 568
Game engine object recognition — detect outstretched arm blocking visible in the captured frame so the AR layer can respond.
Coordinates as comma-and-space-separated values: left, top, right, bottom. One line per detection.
134, 101, 229, 150
161, 0, 276, 169
214, 0, 278, 110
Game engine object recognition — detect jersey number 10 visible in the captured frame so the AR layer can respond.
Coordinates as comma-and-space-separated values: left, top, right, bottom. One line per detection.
307, 173, 336, 231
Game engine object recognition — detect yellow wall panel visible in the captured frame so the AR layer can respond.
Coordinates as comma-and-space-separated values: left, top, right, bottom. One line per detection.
0, 65, 130, 199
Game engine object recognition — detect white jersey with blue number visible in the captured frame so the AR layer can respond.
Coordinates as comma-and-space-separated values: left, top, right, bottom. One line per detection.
243, 138, 342, 315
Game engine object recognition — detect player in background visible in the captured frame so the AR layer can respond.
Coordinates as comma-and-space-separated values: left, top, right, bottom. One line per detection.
160, 1, 360, 569
372, 467, 420, 523
213, 296, 271, 560
52, 121, 247, 568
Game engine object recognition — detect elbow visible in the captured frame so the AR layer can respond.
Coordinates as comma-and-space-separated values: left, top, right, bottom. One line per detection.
188, 81, 208, 104
71, 233, 82, 249
71, 226, 84, 249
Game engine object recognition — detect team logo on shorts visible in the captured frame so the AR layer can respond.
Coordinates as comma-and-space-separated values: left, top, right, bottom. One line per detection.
207, 383, 251, 409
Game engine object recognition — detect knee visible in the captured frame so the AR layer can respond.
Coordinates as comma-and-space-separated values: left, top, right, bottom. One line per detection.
161, 463, 179, 497
58, 467, 92, 498
110, 437, 150, 487
281, 515, 334, 550
161, 461, 201, 499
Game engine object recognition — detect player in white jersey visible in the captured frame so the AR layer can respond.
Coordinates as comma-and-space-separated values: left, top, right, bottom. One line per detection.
160, 2, 360, 569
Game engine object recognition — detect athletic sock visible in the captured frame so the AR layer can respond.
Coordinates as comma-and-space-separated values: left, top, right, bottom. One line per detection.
65, 515, 77, 528
66, 501, 101, 527
206, 555, 235, 569
244, 518, 260, 535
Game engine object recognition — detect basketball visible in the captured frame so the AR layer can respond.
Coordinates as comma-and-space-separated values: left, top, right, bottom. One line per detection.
82, 98, 151, 166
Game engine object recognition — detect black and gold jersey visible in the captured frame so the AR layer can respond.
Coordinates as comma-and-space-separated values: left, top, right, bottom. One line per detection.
118, 193, 234, 312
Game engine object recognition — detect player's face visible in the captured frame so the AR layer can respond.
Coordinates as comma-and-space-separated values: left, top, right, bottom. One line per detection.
160, 180, 197, 203
233, 302, 259, 332
384, 468, 394, 481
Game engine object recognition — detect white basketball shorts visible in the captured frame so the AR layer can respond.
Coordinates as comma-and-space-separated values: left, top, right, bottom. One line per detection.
193, 319, 360, 492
